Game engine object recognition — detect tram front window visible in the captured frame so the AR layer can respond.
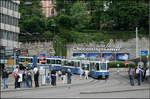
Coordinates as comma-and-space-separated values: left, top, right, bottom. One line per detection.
95, 63, 100, 71
100, 63, 107, 70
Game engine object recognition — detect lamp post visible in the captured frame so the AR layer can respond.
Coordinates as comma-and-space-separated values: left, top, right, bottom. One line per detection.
136, 27, 138, 58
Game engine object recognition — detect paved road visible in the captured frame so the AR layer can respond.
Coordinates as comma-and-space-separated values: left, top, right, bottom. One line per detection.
1, 72, 150, 98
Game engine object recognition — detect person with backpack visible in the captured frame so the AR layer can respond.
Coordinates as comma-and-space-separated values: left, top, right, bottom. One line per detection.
13, 66, 19, 88
33, 66, 39, 88
2, 68, 11, 89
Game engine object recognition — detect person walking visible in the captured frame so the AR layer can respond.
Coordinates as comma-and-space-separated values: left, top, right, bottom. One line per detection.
128, 66, 135, 86
79, 69, 84, 80
51, 68, 56, 86
84, 70, 89, 80
33, 66, 39, 88
2, 69, 10, 89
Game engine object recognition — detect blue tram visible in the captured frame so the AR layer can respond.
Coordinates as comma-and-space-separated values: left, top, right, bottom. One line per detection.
88, 60, 109, 79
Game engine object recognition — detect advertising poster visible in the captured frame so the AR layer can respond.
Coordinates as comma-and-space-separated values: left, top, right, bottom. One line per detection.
116, 53, 130, 61
73, 53, 87, 59
87, 53, 102, 58
102, 53, 115, 61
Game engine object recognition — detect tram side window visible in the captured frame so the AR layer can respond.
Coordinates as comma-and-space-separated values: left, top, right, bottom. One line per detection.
56, 60, 61, 64
20, 58, 25, 62
81, 64, 85, 70
47, 59, 50, 64
51, 60, 55, 64
90, 63, 95, 71
71, 61, 74, 67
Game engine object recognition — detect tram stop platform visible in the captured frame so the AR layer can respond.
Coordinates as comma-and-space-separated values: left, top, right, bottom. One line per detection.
1, 74, 93, 92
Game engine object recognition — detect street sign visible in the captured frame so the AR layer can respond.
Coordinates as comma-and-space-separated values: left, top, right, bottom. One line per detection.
8, 58, 14, 66
141, 50, 149, 56
24, 61, 29, 66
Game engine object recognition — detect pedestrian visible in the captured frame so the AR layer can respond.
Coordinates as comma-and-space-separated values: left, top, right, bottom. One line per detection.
17, 70, 23, 88
13, 66, 19, 88
79, 69, 84, 80
84, 70, 89, 80
128, 66, 135, 86
61, 69, 66, 84
58, 70, 62, 80
136, 65, 143, 86
33, 66, 39, 88
51, 68, 56, 86
67, 69, 72, 84
27, 69, 32, 88
145, 68, 150, 83
2, 68, 10, 89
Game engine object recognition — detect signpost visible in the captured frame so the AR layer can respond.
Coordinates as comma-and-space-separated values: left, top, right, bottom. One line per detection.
117, 64, 120, 75
140, 50, 149, 56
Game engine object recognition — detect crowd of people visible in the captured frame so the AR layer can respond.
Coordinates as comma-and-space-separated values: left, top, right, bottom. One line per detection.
2, 64, 149, 89
1, 66, 82, 89
128, 65, 150, 86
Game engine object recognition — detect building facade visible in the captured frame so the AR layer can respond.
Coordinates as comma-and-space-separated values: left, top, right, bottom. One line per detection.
0, 0, 20, 65
41, 0, 57, 18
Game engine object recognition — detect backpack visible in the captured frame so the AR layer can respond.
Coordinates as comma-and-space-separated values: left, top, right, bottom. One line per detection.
13, 73, 18, 78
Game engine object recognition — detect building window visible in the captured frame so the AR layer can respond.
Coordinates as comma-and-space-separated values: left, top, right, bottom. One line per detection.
51, 0, 54, 4
0, 0, 2, 7
3, 30, 7, 40
10, 2, 14, 10
51, 9, 54, 16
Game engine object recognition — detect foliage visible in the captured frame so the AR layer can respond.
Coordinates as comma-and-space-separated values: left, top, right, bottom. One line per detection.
19, 0, 149, 54
70, 2, 91, 31
53, 35, 67, 56
108, 62, 127, 68
57, 14, 72, 29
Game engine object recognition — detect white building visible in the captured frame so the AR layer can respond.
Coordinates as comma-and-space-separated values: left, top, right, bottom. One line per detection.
0, 0, 20, 65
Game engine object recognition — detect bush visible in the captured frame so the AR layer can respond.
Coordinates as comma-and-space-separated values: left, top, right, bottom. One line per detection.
108, 62, 126, 68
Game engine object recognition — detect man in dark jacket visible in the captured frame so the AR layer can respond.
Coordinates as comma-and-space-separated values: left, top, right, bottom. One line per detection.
51, 68, 56, 86
2, 69, 10, 89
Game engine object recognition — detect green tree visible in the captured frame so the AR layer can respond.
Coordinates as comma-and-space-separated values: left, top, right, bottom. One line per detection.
57, 14, 72, 29
70, 2, 91, 31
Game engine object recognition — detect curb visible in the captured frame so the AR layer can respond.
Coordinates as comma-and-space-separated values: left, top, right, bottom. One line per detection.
1, 79, 94, 93
80, 87, 150, 94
